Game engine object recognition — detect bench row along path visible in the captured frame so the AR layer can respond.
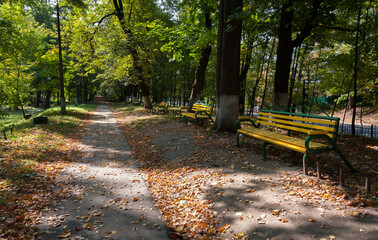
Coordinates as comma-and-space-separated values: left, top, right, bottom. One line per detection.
38, 105, 170, 239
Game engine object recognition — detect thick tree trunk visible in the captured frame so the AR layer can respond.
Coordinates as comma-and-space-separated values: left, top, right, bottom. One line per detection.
57, 3, 66, 115
274, 0, 294, 110
213, 0, 225, 130
213, 0, 242, 132
274, 0, 320, 110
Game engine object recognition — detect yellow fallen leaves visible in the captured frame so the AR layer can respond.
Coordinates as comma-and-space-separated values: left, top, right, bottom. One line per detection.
105, 230, 117, 235
58, 230, 71, 238
272, 209, 281, 215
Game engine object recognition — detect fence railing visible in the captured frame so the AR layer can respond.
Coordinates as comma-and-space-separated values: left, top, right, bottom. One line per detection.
340, 123, 377, 139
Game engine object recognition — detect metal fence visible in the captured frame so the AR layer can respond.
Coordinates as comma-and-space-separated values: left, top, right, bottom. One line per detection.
340, 123, 377, 139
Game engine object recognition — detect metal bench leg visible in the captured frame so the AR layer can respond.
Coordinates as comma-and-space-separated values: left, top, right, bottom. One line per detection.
185, 117, 188, 126
303, 154, 308, 175
333, 144, 357, 173
262, 141, 267, 160
236, 133, 240, 147
194, 118, 197, 128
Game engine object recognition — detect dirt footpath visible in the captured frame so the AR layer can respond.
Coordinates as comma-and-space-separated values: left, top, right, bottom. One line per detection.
37, 105, 170, 239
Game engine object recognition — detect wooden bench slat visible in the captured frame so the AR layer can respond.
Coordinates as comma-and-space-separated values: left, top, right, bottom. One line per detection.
238, 128, 328, 151
238, 129, 308, 153
259, 111, 337, 126
256, 119, 335, 139
257, 115, 336, 133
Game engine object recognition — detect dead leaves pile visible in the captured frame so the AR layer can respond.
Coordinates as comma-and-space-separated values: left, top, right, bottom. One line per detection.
0, 126, 85, 239
115, 110, 225, 239
114, 108, 376, 239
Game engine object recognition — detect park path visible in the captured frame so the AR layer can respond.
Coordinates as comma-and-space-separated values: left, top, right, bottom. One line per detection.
37, 105, 170, 240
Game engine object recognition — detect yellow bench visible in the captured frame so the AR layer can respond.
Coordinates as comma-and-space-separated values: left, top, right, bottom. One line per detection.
152, 102, 169, 114
179, 103, 214, 128
235, 110, 356, 175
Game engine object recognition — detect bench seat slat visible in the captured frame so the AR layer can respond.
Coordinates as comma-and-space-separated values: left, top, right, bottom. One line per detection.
259, 111, 337, 126
181, 112, 209, 119
256, 119, 335, 138
237, 128, 329, 153
257, 116, 336, 133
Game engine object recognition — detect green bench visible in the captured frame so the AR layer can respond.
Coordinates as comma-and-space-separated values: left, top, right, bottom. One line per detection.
235, 110, 356, 175
152, 102, 169, 115
179, 103, 214, 128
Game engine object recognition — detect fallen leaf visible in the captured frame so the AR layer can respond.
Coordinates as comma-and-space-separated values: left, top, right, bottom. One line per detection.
57, 230, 71, 238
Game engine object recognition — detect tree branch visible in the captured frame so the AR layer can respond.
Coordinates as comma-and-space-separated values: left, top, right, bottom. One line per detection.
292, 0, 321, 47
91, 12, 116, 36
94, 12, 116, 26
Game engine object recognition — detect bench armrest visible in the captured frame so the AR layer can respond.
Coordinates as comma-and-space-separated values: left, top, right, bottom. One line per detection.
238, 116, 253, 120
235, 117, 259, 129
307, 130, 329, 135
179, 106, 188, 114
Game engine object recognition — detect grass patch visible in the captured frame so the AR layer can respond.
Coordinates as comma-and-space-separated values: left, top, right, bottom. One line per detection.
0, 107, 44, 129
0, 103, 96, 239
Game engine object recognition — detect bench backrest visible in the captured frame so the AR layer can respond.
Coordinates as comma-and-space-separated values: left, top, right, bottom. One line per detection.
159, 102, 168, 108
257, 110, 340, 140
192, 104, 214, 115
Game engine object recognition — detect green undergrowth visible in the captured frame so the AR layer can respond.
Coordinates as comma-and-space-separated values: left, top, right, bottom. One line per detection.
0, 104, 97, 140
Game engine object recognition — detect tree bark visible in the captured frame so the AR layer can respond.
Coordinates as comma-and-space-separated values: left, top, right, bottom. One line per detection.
260, 38, 276, 111
239, 43, 253, 115
288, 47, 300, 111
351, 6, 361, 135
188, 10, 212, 111
274, 0, 294, 110
274, 0, 321, 109
44, 90, 51, 109
83, 77, 88, 103
213, 0, 242, 132
57, 3, 66, 115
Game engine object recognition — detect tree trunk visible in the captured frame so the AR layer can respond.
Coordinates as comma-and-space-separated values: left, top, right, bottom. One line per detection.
274, 0, 294, 110
288, 47, 300, 111
57, 3, 66, 115
274, 0, 321, 109
239, 45, 252, 115
112, 0, 152, 109
260, 38, 276, 110
36, 90, 41, 107
352, 6, 361, 135
188, 10, 212, 111
44, 90, 51, 109
83, 77, 88, 103
250, 59, 264, 115
213, 0, 242, 133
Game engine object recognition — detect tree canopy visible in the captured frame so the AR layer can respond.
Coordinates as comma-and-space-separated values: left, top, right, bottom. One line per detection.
0, 0, 376, 132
